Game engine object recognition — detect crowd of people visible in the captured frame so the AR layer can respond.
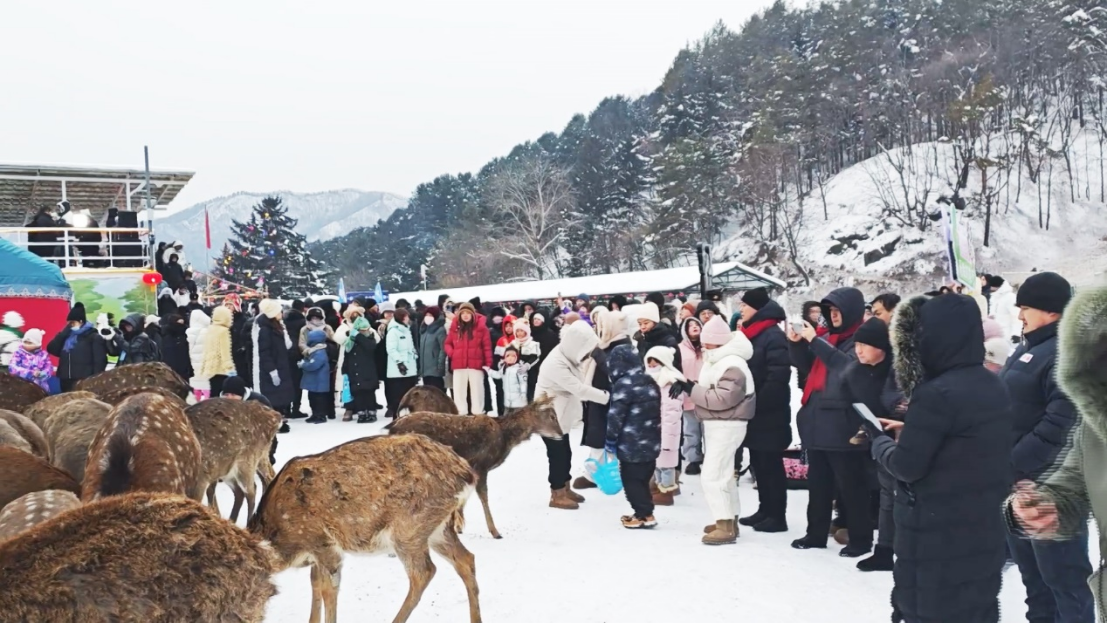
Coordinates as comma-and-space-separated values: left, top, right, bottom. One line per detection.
10, 270, 1105, 622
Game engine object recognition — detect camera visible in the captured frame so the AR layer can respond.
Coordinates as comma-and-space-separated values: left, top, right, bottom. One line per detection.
96, 313, 117, 340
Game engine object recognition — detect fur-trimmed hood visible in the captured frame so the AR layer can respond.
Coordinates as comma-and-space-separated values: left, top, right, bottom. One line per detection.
892, 294, 984, 398
1057, 287, 1106, 445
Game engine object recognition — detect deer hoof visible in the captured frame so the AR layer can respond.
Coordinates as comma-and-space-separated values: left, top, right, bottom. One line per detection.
493, 534, 503, 540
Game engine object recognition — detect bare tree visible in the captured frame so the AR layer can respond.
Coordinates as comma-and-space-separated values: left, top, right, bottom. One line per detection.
864, 141, 938, 231
484, 156, 574, 280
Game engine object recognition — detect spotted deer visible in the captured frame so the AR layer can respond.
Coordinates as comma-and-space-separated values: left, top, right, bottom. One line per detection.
75, 361, 191, 401
22, 391, 98, 429
95, 384, 189, 407
0, 446, 81, 510
82, 392, 203, 502
387, 395, 561, 539
398, 385, 459, 415
186, 398, 281, 522
0, 493, 277, 622
0, 410, 48, 459
249, 434, 482, 623
0, 420, 32, 454
42, 397, 113, 483
0, 489, 80, 541
0, 374, 47, 413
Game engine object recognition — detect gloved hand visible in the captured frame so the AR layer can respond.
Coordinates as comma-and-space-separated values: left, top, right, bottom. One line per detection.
397, 362, 408, 375
668, 380, 694, 400
296, 360, 305, 369
270, 370, 281, 386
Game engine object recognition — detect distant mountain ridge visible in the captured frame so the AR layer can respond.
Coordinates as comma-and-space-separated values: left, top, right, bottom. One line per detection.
156, 189, 407, 266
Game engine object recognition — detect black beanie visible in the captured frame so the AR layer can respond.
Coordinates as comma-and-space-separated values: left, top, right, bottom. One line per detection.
741, 287, 770, 310
986, 275, 1006, 290
854, 318, 891, 353
67, 303, 87, 323
1015, 272, 1072, 314
221, 375, 248, 397
695, 300, 721, 317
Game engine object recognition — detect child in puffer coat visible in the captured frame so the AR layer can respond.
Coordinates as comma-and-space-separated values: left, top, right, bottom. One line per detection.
8, 329, 54, 392
299, 329, 331, 424
645, 345, 686, 506
488, 345, 530, 413
604, 344, 662, 530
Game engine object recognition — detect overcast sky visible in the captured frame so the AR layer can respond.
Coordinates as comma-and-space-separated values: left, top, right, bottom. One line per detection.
0, 1, 775, 208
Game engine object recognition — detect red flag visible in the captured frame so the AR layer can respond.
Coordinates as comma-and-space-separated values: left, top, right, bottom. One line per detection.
204, 207, 211, 250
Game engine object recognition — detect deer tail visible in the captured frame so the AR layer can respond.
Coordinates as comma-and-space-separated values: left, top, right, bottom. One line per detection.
99, 424, 136, 498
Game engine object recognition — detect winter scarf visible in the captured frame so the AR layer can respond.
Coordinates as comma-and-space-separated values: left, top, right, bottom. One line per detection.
345, 317, 370, 353
801, 323, 857, 405
699, 332, 755, 395
63, 322, 93, 353
741, 319, 778, 341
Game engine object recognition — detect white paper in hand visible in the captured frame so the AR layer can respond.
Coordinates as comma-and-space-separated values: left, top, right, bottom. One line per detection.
852, 403, 883, 431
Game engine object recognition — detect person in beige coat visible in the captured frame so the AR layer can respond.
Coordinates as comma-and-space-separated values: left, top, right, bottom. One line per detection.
535, 321, 610, 510
671, 315, 756, 544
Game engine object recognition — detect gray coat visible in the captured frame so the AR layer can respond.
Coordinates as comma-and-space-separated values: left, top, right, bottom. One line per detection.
417, 318, 447, 378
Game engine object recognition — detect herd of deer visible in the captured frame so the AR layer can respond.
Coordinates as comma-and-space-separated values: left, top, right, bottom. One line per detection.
0, 363, 565, 623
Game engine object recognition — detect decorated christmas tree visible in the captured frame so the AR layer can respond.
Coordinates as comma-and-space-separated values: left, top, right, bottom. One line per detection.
212, 196, 328, 299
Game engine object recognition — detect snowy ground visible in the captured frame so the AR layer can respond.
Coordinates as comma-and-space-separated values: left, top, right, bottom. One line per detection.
209, 400, 1038, 623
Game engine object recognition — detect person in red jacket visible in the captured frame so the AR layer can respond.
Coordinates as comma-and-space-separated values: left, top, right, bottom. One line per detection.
444, 302, 492, 415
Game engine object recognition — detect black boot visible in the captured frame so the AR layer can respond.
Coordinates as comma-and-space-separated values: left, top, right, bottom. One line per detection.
685, 461, 702, 476
839, 542, 873, 558
278, 421, 290, 434
856, 545, 894, 571
791, 536, 827, 550
752, 517, 789, 533
356, 411, 371, 423
739, 511, 767, 527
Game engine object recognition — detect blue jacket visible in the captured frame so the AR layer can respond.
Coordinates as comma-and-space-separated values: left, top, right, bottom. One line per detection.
605, 345, 661, 464
299, 330, 331, 392
999, 321, 1078, 481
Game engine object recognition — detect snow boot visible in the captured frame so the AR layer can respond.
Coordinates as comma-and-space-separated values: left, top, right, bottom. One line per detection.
752, 517, 788, 533
684, 461, 701, 475
702, 519, 738, 545
564, 485, 585, 504
652, 490, 675, 506
790, 536, 827, 550
621, 515, 657, 529
571, 476, 597, 490
549, 487, 579, 510
839, 543, 872, 558
739, 510, 767, 527
856, 545, 894, 571
704, 516, 738, 534
278, 421, 290, 434
356, 411, 377, 424
833, 528, 850, 545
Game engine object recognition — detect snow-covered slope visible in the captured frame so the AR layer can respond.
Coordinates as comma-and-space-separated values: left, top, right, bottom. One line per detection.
156, 190, 407, 260
719, 128, 1107, 294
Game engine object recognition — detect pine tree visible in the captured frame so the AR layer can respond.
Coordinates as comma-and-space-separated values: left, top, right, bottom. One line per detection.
212, 196, 328, 299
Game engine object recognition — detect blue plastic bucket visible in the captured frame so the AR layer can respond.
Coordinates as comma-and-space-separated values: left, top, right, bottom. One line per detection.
585, 451, 622, 495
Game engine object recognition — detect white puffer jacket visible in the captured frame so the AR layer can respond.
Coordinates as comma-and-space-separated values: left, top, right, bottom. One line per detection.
187, 309, 211, 390
990, 281, 1021, 341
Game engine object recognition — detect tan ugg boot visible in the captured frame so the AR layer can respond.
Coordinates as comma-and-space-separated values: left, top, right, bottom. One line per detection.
564, 485, 585, 504
549, 487, 579, 510
704, 516, 739, 534
571, 476, 597, 490
702, 519, 738, 545
652, 490, 675, 506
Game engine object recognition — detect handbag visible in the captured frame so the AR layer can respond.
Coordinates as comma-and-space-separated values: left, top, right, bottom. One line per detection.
584, 450, 623, 495
341, 374, 352, 405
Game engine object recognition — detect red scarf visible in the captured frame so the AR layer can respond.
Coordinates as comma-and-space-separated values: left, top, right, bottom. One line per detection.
741, 319, 778, 340
801, 322, 860, 405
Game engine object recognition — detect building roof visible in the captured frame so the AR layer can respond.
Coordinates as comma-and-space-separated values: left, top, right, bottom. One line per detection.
386, 262, 787, 306
0, 163, 194, 227
0, 238, 72, 299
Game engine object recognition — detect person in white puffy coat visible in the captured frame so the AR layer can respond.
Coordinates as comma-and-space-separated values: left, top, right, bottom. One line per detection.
987, 275, 1021, 343
186, 308, 212, 401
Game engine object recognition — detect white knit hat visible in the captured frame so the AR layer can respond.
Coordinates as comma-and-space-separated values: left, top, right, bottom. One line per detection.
21, 328, 45, 348
259, 299, 283, 319
639, 302, 660, 323
644, 345, 677, 370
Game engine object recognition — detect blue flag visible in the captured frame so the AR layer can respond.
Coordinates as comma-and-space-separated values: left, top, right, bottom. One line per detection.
374, 281, 384, 303
337, 277, 347, 302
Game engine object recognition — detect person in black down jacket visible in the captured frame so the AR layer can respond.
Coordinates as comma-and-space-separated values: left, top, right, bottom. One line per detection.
604, 344, 662, 529
253, 300, 295, 418
46, 303, 110, 391
864, 294, 1011, 623
159, 314, 193, 382
284, 301, 308, 419
788, 287, 872, 556
528, 308, 560, 401
343, 316, 380, 423
117, 312, 160, 366
998, 272, 1095, 623
734, 288, 793, 533
635, 302, 682, 372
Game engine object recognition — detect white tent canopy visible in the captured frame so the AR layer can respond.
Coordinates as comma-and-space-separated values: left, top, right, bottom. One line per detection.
386, 262, 787, 307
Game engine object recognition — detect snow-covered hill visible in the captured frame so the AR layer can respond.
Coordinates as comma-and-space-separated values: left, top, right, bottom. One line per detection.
156, 190, 407, 262
719, 128, 1107, 294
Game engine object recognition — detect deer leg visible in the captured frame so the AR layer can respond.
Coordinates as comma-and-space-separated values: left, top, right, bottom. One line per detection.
258, 457, 276, 488
205, 481, 221, 517
431, 526, 482, 623
229, 483, 246, 523
241, 469, 258, 523
476, 472, 501, 539
392, 542, 436, 623
309, 564, 323, 623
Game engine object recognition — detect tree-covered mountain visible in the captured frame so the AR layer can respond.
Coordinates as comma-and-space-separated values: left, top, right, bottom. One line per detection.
313, 0, 1106, 290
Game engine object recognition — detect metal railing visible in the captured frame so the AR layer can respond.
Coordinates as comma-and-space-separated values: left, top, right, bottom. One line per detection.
0, 227, 154, 269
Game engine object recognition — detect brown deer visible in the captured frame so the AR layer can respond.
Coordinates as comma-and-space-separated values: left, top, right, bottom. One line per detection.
82, 392, 203, 502
186, 398, 281, 522
42, 397, 113, 483
387, 395, 561, 539
75, 361, 191, 401
0, 446, 81, 509
0, 420, 33, 454
0, 409, 50, 459
0, 374, 47, 413
398, 384, 459, 415
22, 390, 98, 428
0, 492, 277, 622
0, 489, 80, 541
95, 384, 189, 407
249, 434, 482, 623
